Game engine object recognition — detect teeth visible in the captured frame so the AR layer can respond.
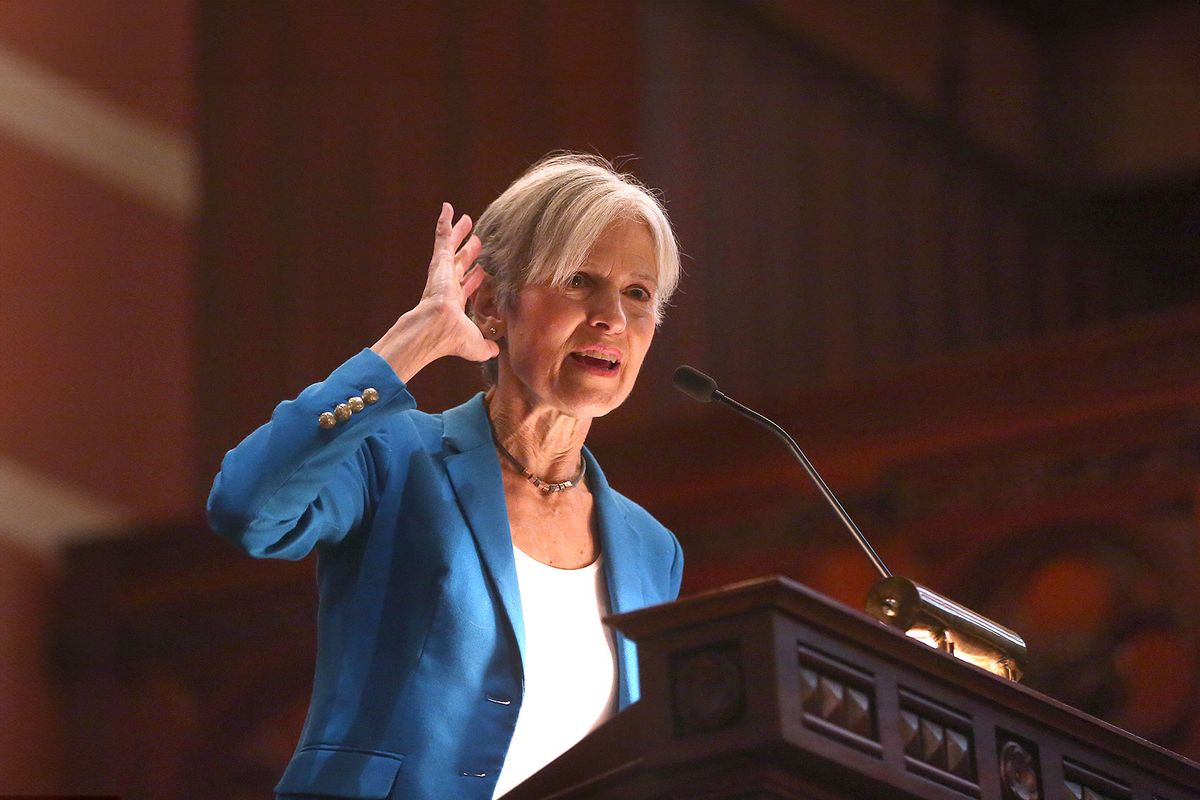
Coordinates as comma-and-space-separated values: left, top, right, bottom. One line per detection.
579, 352, 618, 364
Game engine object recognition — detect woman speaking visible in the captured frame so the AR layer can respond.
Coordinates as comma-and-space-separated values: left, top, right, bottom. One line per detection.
207, 153, 684, 799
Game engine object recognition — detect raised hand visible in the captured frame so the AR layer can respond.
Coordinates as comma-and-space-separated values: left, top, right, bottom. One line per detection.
371, 203, 501, 382
419, 203, 500, 363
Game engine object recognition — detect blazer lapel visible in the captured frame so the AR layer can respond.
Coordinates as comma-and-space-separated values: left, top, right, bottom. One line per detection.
586, 449, 644, 615
586, 448, 646, 708
442, 395, 525, 667
441, 397, 648, 708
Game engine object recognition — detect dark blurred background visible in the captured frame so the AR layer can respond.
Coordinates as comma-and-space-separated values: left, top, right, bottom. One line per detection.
2, 0, 1199, 795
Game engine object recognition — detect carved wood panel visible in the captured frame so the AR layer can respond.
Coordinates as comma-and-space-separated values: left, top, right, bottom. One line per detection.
55, 524, 317, 799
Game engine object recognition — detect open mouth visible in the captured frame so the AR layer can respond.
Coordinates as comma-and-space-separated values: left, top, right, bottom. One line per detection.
570, 352, 620, 371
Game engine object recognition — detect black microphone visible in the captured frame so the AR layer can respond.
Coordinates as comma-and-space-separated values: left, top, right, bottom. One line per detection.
672, 365, 720, 403
672, 365, 892, 579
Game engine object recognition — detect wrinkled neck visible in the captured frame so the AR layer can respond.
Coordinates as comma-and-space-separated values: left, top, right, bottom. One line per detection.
484, 386, 591, 481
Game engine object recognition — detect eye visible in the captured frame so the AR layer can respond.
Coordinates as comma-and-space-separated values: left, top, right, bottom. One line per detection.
566, 272, 588, 288
626, 286, 653, 302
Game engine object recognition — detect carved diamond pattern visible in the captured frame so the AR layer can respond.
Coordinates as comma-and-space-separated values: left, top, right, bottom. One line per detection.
843, 687, 872, 737
919, 717, 945, 763
816, 676, 844, 720
944, 728, 972, 779
799, 665, 818, 700
898, 706, 977, 782
900, 710, 920, 755
798, 664, 877, 742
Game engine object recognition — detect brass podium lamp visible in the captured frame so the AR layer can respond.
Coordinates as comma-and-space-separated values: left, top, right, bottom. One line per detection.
866, 576, 1027, 680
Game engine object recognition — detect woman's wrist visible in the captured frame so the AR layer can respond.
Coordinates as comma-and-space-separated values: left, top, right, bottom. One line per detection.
370, 304, 454, 383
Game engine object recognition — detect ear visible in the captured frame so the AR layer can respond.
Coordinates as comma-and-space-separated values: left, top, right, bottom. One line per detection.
470, 274, 505, 339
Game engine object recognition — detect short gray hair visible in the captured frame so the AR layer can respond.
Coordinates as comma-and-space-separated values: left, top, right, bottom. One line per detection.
474, 152, 680, 320
472, 153, 681, 385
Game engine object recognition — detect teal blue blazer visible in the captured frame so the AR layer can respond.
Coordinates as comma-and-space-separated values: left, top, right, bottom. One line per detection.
207, 349, 683, 800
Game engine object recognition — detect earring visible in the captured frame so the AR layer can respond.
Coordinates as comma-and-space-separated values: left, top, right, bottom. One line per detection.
489, 326, 497, 337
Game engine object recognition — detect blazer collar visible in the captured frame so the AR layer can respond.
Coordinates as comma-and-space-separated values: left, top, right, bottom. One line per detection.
442, 395, 525, 665
582, 446, 646, 709
582, 447, 645, 616
440, 394, 646, 664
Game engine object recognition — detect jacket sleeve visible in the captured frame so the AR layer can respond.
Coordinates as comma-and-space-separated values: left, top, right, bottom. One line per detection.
206, 348, 415, 560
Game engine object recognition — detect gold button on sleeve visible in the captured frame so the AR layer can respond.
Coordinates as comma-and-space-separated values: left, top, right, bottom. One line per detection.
318, 411, 337, 430
362, 387, 379, 405
347, 396, 365, 413
334, 403, 352, 423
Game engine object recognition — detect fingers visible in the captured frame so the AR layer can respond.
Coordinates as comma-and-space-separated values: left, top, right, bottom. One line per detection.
461, 257, 486, 298
435, 202, 453, 240
450, 213, 473, 252
466, 336, 501, 363
456, 234, 483, 278
432, 203, 476, 277
435, 203, 472, 252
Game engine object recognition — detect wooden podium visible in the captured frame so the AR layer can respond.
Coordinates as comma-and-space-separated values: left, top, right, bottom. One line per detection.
505, 577, 1200, 800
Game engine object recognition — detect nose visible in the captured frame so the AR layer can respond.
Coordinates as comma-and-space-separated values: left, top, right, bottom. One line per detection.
588, 288, 627, 334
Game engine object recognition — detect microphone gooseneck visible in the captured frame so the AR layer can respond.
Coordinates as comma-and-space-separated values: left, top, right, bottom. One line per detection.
673, 364, 892, 580
674, 365, 1028, 681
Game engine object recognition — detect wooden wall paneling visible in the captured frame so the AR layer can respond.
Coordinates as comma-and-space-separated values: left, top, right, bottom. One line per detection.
360, 1, 450, 377
649, 0, 719, 409
1036, 233, 1074, 332
1071, 227, 1117, 324
196, 2, 292, 479
884, 121, 919, 367
755, 29, 823, 396
900, 138, 952, 359
0, 541, 56, 791
977, 181, 1011, 342
369, 2, 485, 416
808, 78, 858, 385
455, 0, 531, 198
630, 0, 1164, 403
762, 52, 822, 397
788, 85, 828, 391
629, 0, 727, 428
198, 1, 645, 475
276, 7, 377, 388
839, 104, 872, 378
990, 199, 1034, 339
881, 128, 920, 364
637, 0, 708, 372
942, 165, 973, 348
605, 303, 1200, 538
537, 0, 641, 152
1062, 223, 1100, 328
56, 523, 318, 799
854, 108, 906, 371
708, 11, 769, 400
187, 644, 314, 799
201, 0, 1161, 458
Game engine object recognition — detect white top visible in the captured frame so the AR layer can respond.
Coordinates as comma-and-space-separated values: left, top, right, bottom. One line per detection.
491, 546, 618, 798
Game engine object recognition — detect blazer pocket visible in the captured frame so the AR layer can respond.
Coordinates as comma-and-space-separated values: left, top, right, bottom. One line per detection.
275, 745, 405, 799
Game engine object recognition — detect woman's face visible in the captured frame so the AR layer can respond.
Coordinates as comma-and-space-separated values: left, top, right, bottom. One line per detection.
498, 219, 659, 419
